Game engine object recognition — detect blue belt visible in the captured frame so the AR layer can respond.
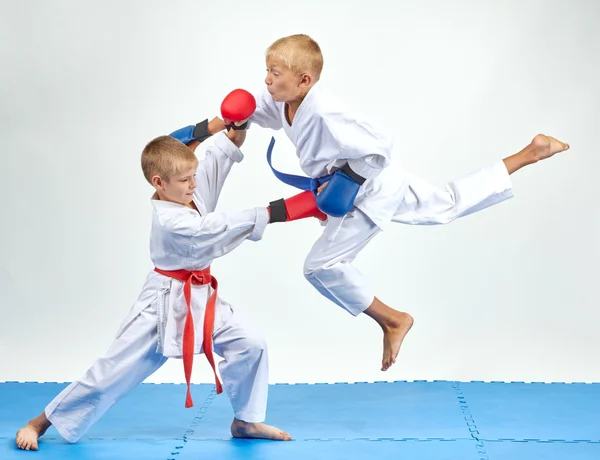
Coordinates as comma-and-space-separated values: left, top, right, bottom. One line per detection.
266, 137, 333, 195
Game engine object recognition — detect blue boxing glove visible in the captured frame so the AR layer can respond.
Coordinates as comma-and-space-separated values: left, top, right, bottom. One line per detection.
169, 119, 212, 145
316, 164, 366, 217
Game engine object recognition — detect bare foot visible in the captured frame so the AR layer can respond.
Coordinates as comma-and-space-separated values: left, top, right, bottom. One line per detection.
364, 297, 414, 371
16, 412, 51, 451
381, 311, 414, 371
231, 418, 292, 441
530, 134, 570, 162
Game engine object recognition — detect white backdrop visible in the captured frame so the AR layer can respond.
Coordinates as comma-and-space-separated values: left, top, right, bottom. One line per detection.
1, 0, 598, 386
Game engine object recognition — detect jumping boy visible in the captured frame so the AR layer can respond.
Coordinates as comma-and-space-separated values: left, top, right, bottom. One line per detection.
248, 34, 571, 372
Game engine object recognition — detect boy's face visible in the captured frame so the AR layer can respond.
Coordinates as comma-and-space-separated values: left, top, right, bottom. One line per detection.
265, 56, 312, 103
153, 164, 197, 206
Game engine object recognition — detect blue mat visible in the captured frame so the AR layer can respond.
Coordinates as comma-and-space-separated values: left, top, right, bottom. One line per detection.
2, 380, 599, 460
1, 437, 178, 460
177, 439, 479, 460
459, 381, 600, 441
484, 439, 600, 460
185, 381, 467, 440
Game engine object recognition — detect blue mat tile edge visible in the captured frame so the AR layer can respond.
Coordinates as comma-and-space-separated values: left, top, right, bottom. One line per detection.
272, 380, 600, 385
1, 436, 599, 443
2, 380, 599, 384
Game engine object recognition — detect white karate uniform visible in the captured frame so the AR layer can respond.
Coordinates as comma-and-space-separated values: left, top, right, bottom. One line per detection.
45, 133, 271, 443
250, 84, 514, 315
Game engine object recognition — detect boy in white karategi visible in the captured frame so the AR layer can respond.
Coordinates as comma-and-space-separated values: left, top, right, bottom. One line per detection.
15, 114, 327, 451
248, 34, 571, 372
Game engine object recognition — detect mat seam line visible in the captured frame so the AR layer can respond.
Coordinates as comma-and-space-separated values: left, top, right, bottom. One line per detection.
1, 436, 595, 443
2, 436, 599, 443
453, 381, 489, 460
166, 388, 217, 460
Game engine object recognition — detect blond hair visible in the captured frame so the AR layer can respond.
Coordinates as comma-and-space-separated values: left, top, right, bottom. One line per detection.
141, 135, 198, 184
266, 34, 324, 80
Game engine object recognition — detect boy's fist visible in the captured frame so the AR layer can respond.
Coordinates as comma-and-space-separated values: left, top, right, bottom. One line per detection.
221, 89, 256, 130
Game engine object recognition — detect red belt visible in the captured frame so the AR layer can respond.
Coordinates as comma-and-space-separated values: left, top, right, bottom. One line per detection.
154, 266, 223, 407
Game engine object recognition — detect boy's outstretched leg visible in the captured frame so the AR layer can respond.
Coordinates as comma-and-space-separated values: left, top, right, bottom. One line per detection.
363, 298, 414, 371
15, 412, 51, 451
15, 305, 167, 450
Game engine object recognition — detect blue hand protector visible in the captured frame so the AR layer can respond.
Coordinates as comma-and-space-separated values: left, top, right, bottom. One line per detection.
316, 164, 366, 217
169, 119, 211, 144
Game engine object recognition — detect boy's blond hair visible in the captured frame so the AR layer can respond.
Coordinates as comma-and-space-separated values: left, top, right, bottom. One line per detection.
141, 135, 198, 184
266, 34, 323, 80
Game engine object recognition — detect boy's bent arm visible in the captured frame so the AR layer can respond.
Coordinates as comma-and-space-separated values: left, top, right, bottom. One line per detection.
393, 160, 514, 225
195, 132, 243, 213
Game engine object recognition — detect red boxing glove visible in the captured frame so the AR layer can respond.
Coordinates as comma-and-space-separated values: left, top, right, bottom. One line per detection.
268, 191, 327, 223
221, 89, 256, 130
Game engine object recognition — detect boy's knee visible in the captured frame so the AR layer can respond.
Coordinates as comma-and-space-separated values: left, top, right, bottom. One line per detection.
303, 253, 325, 279
304, 251, 339, 282
244, 334, 268, 356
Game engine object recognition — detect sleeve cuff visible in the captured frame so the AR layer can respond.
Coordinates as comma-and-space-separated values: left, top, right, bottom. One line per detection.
214, 132, 244, 163
493, 159, 514, 194
249, 207, 270, 241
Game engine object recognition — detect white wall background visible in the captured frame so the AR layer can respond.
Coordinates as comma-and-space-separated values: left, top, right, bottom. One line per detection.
1, 0, 598, 386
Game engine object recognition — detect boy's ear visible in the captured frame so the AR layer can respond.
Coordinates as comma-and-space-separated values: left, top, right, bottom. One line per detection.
300, 73, 313, 88
151, 175, 164, 189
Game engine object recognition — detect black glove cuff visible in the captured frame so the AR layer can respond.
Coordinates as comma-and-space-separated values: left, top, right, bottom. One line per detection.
192, 119, 212, 143
268, 199, 287, 223
340, 163, 366, 185
227, 120, 249, 131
